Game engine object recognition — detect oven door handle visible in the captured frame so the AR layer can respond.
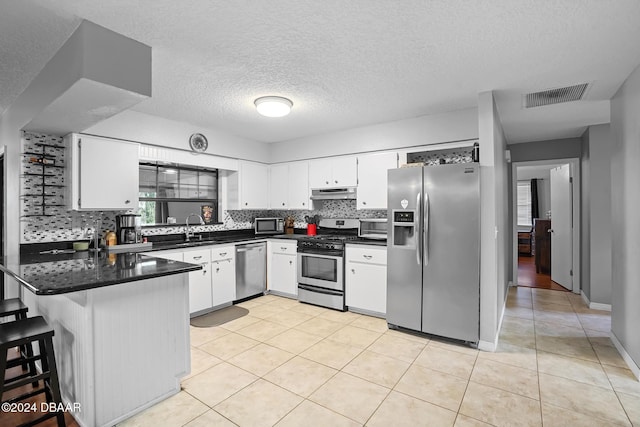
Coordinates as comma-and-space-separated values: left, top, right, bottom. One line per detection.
298, 284, 343, 296
297, 252, 341, 260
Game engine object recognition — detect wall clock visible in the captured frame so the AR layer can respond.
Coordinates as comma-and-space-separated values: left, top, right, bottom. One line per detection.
189, 133, 208, 153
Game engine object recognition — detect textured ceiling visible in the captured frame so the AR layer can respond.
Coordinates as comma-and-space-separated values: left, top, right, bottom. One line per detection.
1, 0, 640, 144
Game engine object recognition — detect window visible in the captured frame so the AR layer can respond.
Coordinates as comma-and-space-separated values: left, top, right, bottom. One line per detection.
517, 181, 532, 227
138, 163, 219, 226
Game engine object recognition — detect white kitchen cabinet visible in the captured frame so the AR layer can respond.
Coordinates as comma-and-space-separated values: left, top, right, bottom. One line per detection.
345, 244, 387, 317
239, 160, 269, 209
267, 240, 298, 297
65, 133, 139, 210
309, 156, 357, 189
268, 161, 310, 210
184, 249, 213, 315
211, 245, 236, 306
357, 152, 398, 210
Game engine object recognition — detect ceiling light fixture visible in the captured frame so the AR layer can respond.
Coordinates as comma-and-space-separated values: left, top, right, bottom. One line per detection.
254, 96, 293, 117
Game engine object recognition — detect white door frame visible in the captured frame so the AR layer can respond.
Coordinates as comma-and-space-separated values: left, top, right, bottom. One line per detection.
511, 158, 581, 294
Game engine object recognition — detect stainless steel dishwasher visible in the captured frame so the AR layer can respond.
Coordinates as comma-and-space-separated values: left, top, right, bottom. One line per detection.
235, 242, 267, 300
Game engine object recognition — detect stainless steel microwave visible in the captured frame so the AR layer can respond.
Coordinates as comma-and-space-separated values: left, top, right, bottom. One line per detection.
358, 218, 388, 240
254, 217, 284, 235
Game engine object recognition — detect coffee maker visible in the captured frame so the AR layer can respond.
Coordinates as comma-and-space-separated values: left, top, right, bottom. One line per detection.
116, 214, 142, 245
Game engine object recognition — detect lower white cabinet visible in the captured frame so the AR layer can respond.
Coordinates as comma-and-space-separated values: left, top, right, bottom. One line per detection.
345, 244, 387, 316
211, 245, 236, 306
184, 249, 213, 315
267, 240, 298, 297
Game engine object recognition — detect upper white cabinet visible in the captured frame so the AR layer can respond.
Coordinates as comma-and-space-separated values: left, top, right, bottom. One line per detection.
356, 152, 398, 210
309, 156, 357, 189
239, 160, 269, 209
269, 161, 310, 210
65, 133, 139, 210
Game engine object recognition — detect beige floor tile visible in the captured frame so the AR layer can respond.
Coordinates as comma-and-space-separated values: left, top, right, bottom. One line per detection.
184, 347, 223, 380
368, 333, 427, 363
190, 325, 231, 347
119, 391, 209, 427
295, 316, 345, 337
265, 328, 323, 354
533, 309, 582, 328
578, 313, 612, 332
227, 343, 294, 376
459, 382, 542, 427
541, 403, 625, 427
538, 373, 630, 425
236, 319, 289, 342
585, 328, 614, 347
252, 294, 281, 303
470, 358, 539, 399
265, 309, 313, 327
199, 331, 259, 360
327, 325, 382, 349
478, 341, 537, 371
349, 315, 389, 333
453, 414, 493, 426
246, 303, 286, 319
414, 345, 477, 380
533, 300, 575, 312
394, 364, 468, 411
506, 297, 533, 309
384, 328, 431, 345
264, 356, 337, 397
499, 329, 536, 349
217, 314, 261, 332
593, 343, 628, 368
535, 335, 599, 363
317, 309, 361, 324
183, 409, 237, 427
603, 365, 640, 397
617, 392, 640, 427
234, 298, 266, 309
343, 350, 410, 388
534, 320, 587, 338
509, 286, 533, 298
274, 400, 360, 427
300, 338, 363, 369
181, 362, 258, 407
264, 295, 300, 309
367, 390, 457, 427
289, 302, 328, 316
537, 350, 611, 389
501, 316, 535, 334
309, 372, 390, 424
504, 306, 534, 320
215, 379, 303, 427
427, 338, 479, 357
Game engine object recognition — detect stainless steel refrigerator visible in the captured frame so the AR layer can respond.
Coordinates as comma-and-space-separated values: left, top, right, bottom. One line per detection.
387, 163, 480, 343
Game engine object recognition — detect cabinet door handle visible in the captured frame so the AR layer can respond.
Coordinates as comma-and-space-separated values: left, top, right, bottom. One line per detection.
325, 180, 329, 184
351, 268, 355, 274
289, 260, 293, 265
125, 199, 130, 204
280, 246, 287, 251
192, 255, 203, 260
282, 202, 285, 206
245, 202, 248, 206
302, 202, 305, 206
219, 252, 227, 257
362, 201, 367, 205
335, 180, 338, 184
363, 255, 372, 260
216, 267, 220, 273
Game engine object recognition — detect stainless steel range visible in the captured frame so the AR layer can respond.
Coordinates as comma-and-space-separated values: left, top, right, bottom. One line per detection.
297, 218, 359, 311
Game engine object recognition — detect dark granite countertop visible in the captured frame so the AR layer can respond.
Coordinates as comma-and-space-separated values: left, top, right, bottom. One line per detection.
1, 251, 202, 296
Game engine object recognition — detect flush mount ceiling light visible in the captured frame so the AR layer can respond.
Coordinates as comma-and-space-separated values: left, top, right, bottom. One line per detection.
254, 96, 293, 117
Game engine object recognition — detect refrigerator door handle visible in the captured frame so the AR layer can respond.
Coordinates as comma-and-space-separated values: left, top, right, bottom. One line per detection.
424, 191, 430, 266
416, 192, 422, 265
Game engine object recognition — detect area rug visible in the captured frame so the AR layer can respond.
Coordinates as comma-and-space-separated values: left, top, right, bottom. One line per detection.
190, 305, 249, 327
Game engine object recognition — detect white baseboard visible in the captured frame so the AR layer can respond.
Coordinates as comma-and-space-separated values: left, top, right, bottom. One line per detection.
610, 331, 640, 381
580, 290, 612, 312
479, 284, 509, 353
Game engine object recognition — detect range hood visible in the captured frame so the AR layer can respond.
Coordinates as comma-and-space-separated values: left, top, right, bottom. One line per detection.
310, 187, 357, 200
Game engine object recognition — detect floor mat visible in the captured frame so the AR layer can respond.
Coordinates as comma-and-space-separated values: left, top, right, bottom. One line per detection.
190, 305, 249, 328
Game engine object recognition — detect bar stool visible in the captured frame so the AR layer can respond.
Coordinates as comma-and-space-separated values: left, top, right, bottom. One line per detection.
0, 298, 35, 373
0, 316, 66, 427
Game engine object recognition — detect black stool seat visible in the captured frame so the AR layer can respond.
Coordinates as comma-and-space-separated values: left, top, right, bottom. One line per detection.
0, 316, 65, 426
0, 298, 29, 318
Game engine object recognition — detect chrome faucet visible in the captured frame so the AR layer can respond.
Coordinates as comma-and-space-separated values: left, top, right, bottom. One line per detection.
185, 213, 205, 241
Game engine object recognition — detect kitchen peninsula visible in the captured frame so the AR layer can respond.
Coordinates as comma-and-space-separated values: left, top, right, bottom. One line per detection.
0, 251, 201, 427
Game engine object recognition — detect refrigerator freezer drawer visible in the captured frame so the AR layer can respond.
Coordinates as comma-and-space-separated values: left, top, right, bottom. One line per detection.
298, 285, 345, 311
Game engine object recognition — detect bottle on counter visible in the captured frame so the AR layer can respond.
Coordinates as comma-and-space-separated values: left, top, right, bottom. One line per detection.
105, 230, 117, 246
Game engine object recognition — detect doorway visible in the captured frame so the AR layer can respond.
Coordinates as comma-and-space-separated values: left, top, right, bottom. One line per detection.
511, 159, 580, 293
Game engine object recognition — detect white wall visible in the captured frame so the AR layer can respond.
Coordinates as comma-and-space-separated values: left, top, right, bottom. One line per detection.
478, 91, 509, 350
610, 63, 640, 376
86, 110, 270, 164
269, 108, 479, 162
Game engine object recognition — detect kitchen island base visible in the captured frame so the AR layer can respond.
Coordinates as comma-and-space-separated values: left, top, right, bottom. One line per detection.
22, 273, 190, 427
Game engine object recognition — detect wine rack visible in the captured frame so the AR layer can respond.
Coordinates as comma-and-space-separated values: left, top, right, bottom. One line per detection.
21, 142, 66, 217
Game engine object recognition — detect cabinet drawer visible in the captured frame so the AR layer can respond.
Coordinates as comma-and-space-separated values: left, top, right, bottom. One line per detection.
183, 249, 211, 264
271, 241, 297, 255
346, 246, 386, 265
211, 245, 235, 262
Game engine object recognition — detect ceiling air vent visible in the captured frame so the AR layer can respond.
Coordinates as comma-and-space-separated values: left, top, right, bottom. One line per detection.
524, 83, 589, 108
